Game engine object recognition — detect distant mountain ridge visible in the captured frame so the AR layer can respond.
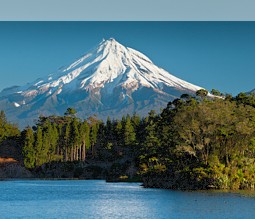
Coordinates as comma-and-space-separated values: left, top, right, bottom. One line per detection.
0, 38, 204, 127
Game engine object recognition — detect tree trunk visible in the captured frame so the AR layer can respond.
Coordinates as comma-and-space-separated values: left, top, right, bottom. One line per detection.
64, 147, 67, 162
70, 147, 73, 162
76, 145, 78, 160
83, 141, 86, 161
92, 143, 95, 158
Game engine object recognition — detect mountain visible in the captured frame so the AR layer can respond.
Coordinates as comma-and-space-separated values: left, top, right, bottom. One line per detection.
0, 38, 204, 127
249, 89, 255, 94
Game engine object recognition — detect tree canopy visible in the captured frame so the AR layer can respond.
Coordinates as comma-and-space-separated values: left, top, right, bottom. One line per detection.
2, 90, 255, 190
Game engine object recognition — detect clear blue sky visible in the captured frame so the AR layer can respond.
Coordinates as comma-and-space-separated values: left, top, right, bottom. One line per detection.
0, 22, 255, 95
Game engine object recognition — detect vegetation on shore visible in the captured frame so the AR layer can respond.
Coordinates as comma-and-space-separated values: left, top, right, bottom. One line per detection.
1, 90, 255, 189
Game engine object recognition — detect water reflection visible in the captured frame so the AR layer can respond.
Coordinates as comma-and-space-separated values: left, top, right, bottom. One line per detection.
0, 180, 255, 218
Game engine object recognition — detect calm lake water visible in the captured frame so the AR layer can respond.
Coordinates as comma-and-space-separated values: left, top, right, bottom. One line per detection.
0, 180, 255, 219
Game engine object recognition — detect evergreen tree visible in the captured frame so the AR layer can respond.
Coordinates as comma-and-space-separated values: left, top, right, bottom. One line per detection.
115, 120, 123, 146
0, 110, 19, 141
211, 89, 221, 96
79, 121, 90, 161
124, 116, 136, 147
35, 126, 43, 166
70, 118, 81, 161
64, 122, 71, 161
42, 129, 50, 164
64, 107, 77, 117
105, 116, 113, 144
90, 123, 99, 158
22, 127, 35, 168
196, 89, 208, 98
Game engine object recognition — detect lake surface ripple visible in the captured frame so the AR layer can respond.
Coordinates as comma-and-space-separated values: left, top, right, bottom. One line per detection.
0, 180, 255, 219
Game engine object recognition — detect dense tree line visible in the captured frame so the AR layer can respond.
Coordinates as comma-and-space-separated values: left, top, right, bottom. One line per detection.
139, 91, 255, 189
21, 109, 144, 170
22, 108, 93, 168
0, 111, 20, 142
2, 90, 255, 189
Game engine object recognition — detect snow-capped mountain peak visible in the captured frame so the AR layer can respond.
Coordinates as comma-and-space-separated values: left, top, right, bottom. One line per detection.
0, 38, 204, 127
5, 38, 202, 97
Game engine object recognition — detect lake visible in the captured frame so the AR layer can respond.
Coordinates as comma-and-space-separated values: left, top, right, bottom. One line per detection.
0, 180, 254, 218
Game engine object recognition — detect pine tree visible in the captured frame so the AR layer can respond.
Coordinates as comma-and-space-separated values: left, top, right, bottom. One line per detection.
79, 121, 90, 161
42, 129, 50, 164
131, 113, 141, 133
70, 118, 80, 161
64, 107, 77, 117
115, 120, 123, 146
22, 127, 35, 168
196, 89, 208, 99
90, 123, 99, 158
64, 122, 71, 161
46, 122, 59, 162
105, 116, 113, 143
0, 111, 19, 141
124, 116, 136, 147
35, 126, 43, 166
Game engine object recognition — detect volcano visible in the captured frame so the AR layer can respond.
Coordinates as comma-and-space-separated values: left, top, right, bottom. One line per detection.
0, 38, 204, 127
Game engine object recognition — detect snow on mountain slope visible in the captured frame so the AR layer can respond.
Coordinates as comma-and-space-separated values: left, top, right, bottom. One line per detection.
1, 38, 202, 98
0, 38, 204, 127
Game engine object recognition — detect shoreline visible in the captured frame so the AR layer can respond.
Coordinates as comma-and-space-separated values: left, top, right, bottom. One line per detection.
0, 177, 254, 193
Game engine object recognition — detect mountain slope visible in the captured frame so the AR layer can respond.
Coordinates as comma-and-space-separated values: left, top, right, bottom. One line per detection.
0, 38, 204, 127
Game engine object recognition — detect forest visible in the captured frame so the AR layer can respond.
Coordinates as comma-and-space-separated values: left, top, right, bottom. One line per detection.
1, 89, 255, 190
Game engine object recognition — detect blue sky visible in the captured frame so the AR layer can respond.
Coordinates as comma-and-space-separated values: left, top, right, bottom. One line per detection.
0, 22, 255, 95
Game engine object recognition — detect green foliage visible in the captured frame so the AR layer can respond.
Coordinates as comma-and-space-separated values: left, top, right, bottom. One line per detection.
235, 92, 255, 107
211, 89, 221, 96
0, 110, 20, 142
64, 107, 77, 116
35, 126, 43, 166
15, 92, 255, 189
196, 89, 208, 98
22, 127, 35, 168
124, 116, 136, 146
21, 108, 97, 167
